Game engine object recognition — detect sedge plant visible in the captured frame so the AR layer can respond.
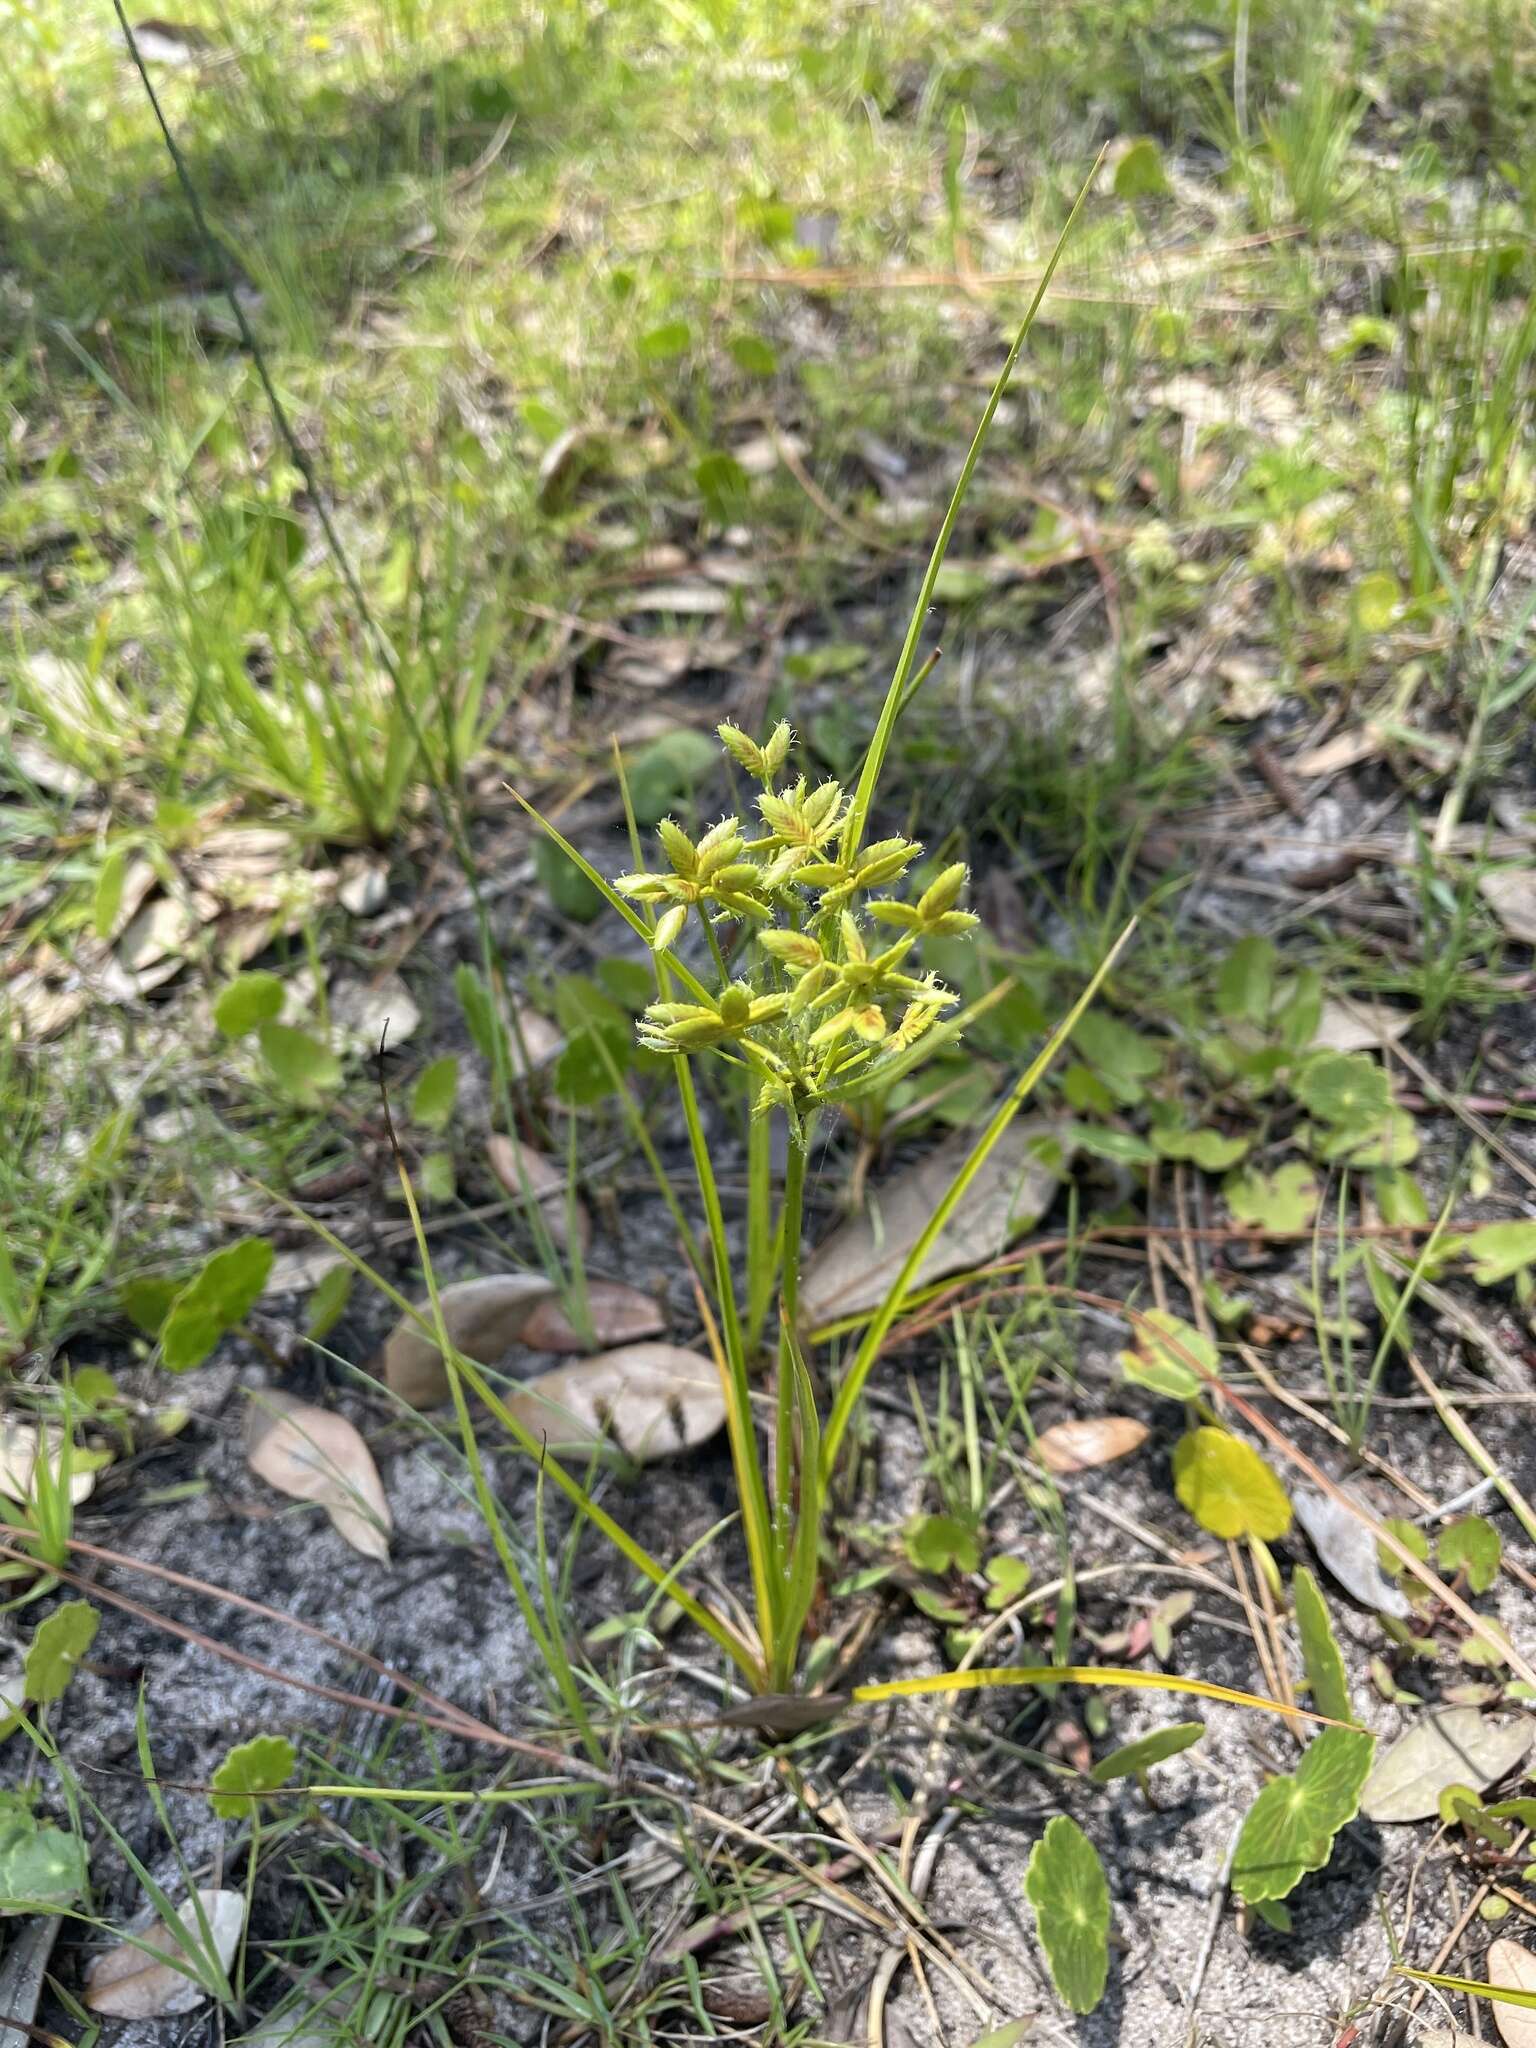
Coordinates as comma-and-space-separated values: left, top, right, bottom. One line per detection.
291, 167, 1329, 1735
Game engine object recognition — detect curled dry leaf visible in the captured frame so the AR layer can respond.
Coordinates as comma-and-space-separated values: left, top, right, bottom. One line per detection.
1292, 1486, 1410, 1619
379, 1274, 555, 1407
1488, 1939, 1536, 2048
1360, 1707, 1533, 1823
800, 1119, 1072, 1329
245, 1394, 391, 1563
1032, 1415, 1148, 1476
507, 1343, 725, 1463
486, 1134, 593, 1253
0, 1422, 98, 1508
85, 1889, 246, 2018
522, 1282, 666, 1355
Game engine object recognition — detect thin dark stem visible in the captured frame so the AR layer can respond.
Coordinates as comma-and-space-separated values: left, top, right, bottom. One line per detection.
110, 1, 393, 694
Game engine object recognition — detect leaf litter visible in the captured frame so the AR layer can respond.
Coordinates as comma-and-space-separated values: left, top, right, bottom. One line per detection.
521, 1281, 666, 1353
485, 1132, 593, 1251
506, 1343, 726, 1462
800, 1118, 1072, 1328
378, 1273, 556, 1406
85, 1889, 246, 2017
1292, 1485, 1412, 1618
244, 1393, 392, 1562
1487, 1940, 1536, 2048
1360, 1707, 1534, 1823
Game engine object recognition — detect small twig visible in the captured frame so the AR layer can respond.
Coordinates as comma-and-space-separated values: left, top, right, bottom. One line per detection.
1183, 1812, 1242, 2044
1403, 1826, 1531, 2016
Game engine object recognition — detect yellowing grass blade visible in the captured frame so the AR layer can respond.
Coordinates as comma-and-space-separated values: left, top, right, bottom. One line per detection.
852, 1664, 1348, 1728
1398, 1966, 1536, 2011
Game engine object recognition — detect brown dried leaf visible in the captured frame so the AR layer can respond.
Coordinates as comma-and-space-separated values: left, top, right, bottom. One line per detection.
245, 1394, 391, 1562
85, 1889, 245, 2017
800, 1120, 1072, 1329
485, 1134, 592, 1253
507, 1343, 725, 1462
379, 1274, 555, 1407
522, 1283, 665, 1354
1481, 869, 1536, 946
1032, 1416, 1149, 1475
1487, 1938, 1536, 2048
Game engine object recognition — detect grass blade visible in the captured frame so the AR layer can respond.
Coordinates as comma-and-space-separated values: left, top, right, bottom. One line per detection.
852, 1665, 1343, 1726
819, 917, 1136, 1480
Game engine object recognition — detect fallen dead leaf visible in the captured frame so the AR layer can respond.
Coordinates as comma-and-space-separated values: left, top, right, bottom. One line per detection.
1287, 728, 1384, 779
522, 1282, 665, 1354
1480, 869, 1536, 946
800, 1120, 1072, 1329
1360, 1707, 1532, 1823
1292, 1486, 1411, 1618
115, 894, 201, 978
85, 1889, 245, 2017
245, 1394, 391, 1562
1032, 1415, 1149, 1475
1311, 997, 1412, 1055
486, 1134, 593, 1253
507, 1006, 563, 1079
1144, 373, 1298, 436
379, 1273, 556, 1406
330, 973, 421, 1052
507, 1343, 725, 1462
1487, 1938, 1536, 2048
0, 1421, 99, 1508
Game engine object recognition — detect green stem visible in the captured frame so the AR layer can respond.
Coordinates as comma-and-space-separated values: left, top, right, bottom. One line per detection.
391, 1137, 603, 1765
773, 1111, 809, 1552
272, 1178, 763, 1687
819, 920, 1135, 1483
674, 1055, 780, 1669
838, 152, 1104, 869
746, 1100, 773, 1353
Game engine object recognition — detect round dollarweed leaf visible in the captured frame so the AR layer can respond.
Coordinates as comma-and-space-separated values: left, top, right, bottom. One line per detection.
213, 972, 284, 1040
210, 1734, 297, 1820
24, 1600, 99, 1704
1173, 1427, 1292, 1541
1024, 1814, 1111, 2014
1232, 1726, 1375, 1903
